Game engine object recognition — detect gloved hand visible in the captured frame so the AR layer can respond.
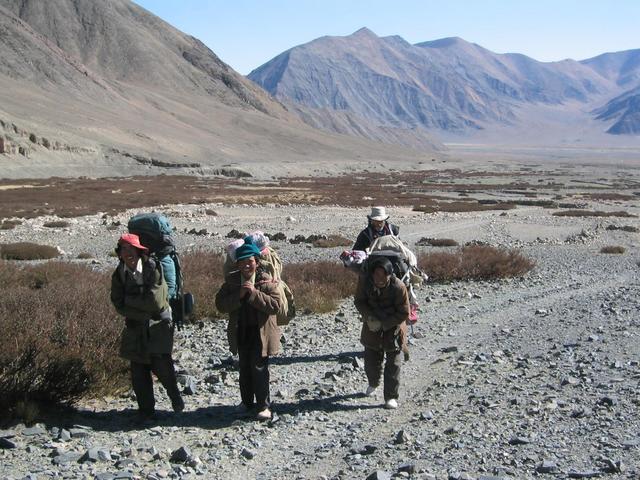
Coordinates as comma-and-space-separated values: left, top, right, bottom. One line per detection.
366, 318, 382, 332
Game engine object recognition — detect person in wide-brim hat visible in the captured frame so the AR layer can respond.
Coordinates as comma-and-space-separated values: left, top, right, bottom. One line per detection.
367, 206, 390, 221
353, 206, 399, 252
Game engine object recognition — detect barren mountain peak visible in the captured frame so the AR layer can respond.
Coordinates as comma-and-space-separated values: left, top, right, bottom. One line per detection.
350, 27, 378, 37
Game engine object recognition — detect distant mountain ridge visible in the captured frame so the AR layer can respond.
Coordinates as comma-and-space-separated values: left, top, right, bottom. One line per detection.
248, 28, 640, 146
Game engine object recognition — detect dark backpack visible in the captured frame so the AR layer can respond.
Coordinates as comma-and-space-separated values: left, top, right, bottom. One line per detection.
363, 250, 410, 280
127, 213, 175, 256
128, 213, 193, 328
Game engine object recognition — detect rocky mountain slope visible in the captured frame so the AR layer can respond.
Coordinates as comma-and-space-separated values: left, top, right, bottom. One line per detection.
0, 1, 435, 179
248, 28, 640, 147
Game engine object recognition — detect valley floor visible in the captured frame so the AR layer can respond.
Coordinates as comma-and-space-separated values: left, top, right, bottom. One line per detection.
1, 167, 640, 479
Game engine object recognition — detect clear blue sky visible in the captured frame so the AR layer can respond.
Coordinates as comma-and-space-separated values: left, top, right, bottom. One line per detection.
135, 0, 640, 75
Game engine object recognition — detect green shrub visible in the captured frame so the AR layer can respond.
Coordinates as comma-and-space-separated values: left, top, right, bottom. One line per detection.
1, 242, 59, 260
600, 246, 625, 254
0, 261, 127, 417
418, 245, 535, 282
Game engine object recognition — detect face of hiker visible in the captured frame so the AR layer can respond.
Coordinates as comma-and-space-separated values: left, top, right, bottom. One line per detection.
120, 243, 141, 270
237, 256, 257, 279
371, 219, 385, 231
372, 267, 391, 289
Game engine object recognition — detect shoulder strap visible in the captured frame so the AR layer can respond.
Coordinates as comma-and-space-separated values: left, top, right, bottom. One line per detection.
171, 251, 183, 295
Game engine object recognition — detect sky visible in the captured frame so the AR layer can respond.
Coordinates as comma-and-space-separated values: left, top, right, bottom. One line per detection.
134, 0, 640, 75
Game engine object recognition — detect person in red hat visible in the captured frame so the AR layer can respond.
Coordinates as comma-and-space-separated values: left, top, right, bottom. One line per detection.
110, 233, 184, 421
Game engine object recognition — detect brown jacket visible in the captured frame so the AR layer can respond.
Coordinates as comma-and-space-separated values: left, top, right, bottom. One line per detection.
354, 274, 409, 353
215, 268, 282, 357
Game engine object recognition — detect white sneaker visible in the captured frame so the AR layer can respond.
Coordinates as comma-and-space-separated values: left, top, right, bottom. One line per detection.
385, 398, 398, 409
365, 385, 378, 397
256, 408, 272, 421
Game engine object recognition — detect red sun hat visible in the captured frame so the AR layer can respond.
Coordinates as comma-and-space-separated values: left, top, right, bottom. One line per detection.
118, 233, 148, 252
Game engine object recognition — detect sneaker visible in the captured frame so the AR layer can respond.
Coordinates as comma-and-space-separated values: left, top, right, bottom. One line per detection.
256, 408, 272, 421
172, 397, 185, 413
365, 385, 378, 397
135, 410, 157, 425
384, 398, 398, 409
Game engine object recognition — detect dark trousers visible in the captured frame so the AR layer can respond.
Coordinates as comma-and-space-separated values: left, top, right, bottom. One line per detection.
237, 325, 270, 410
131, 354, 182, 415
364, 347, 402, 401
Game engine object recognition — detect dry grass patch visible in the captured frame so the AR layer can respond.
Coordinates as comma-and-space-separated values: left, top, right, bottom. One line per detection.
416, 237, 459, 247
606, 224, 639, 233
600, 246, 626, 254
553, 210, 637, 218
1, 242, 59, 260
581, 193, 637, 201
43, 220, 70, 228
312, 235, 352, 248
1, 220, 21, 230
418, 245, 535, 282
0, 170, 536, 219
3, 170, 636, 220
181, 250, 225, 320
413, 201, 516, 213
283, 261, 357, 314
509, 199, 558, 208
0, 261, 127, 417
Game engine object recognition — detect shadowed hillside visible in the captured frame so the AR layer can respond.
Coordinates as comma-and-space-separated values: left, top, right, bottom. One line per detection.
595, 86, 640, 134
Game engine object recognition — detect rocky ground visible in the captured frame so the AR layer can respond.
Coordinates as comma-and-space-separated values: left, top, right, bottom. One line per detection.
1, 190, 639, 479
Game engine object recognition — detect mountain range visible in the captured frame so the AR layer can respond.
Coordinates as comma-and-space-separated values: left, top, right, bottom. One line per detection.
0, 1, 429, 179
248, 28, 640, 148
1, 2, 638, 180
